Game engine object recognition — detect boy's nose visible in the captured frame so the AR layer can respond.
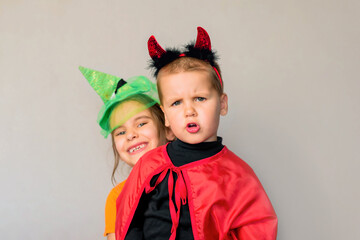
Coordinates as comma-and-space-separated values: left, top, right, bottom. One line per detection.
185, 104, 197, 117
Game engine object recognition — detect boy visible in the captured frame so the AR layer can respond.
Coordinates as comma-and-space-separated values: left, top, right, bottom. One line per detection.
115, 27, 277, 240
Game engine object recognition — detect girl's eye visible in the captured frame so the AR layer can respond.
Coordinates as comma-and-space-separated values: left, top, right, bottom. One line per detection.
116, 130, 126, 136
137, 122, 147, 128
195, 97, 206, 102
171, 100, 181, 106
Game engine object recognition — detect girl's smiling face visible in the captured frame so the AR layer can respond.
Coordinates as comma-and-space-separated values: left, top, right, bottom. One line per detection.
111, 101, 165, 167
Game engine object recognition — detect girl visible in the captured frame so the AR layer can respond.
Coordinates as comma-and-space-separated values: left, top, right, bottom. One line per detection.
79, 66, 173, 240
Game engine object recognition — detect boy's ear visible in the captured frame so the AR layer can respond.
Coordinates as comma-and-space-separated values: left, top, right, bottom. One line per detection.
220, 93, 228, 116
160, 105, 170, 127
165, 127, 176, 141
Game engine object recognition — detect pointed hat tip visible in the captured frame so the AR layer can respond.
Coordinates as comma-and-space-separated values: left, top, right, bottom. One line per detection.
78, 66, 88, 75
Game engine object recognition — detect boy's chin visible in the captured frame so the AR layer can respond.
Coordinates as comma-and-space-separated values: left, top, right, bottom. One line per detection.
178, 136, 217, 144
184, 140, 203, 145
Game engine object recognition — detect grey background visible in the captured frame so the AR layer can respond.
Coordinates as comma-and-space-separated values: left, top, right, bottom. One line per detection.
1, 0, 359, 239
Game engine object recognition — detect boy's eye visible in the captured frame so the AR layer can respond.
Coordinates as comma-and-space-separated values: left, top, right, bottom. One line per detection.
195, 97, 206, 102
171, 100, 181, 106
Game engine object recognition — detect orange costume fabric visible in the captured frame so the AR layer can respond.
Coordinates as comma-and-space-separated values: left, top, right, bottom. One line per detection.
104, 180, 126, 236
115, 144, 277, 240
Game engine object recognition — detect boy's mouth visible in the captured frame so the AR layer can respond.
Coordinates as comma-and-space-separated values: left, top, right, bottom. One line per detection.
186, 123, 200, 133
128, 143, 147, 154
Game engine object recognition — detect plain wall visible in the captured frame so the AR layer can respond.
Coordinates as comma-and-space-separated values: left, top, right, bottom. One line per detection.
1, 0, 359, 239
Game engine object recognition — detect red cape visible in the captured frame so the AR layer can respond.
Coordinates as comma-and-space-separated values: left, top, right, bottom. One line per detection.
116, 145, 277, 240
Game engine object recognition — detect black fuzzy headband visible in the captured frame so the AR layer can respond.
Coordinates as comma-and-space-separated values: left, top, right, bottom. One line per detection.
147, 27, 222, 86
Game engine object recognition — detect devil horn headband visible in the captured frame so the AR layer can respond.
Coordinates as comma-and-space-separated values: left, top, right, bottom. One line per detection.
148, 35, 166, 59
147, 27, 222, 86
194, 27, 211, 50
148, 27, 212, 59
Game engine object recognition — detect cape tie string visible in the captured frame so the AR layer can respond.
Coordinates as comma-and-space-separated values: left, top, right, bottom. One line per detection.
145, 166, 187, 240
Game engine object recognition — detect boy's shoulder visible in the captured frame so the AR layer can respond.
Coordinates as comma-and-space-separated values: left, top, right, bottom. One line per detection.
223, 147, 256, 173
222, 147, 252, 165
194, 146, 257, 178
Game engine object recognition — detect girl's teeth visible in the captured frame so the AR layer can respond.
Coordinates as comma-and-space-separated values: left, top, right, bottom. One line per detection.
129, 144, 145, 153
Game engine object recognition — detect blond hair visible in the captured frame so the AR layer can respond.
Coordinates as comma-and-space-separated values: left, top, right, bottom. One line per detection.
157, 57, 223, 102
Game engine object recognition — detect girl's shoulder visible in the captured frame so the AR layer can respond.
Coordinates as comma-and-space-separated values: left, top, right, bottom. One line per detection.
108, 180, 127, 199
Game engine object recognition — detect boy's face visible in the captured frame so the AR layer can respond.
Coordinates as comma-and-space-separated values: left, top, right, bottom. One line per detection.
159, 70, 228, 144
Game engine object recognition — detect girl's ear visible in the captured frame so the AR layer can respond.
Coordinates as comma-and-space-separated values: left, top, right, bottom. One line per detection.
220, 93, 228, 116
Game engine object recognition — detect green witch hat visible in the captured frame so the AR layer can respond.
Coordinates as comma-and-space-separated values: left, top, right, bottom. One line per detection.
79, 66, 159, 138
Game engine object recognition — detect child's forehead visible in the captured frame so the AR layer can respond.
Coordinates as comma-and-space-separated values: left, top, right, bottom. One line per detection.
158, 69, 212, 85
159, 71, 216, 97
113, 100, 146, 112
109, 100, 151, 130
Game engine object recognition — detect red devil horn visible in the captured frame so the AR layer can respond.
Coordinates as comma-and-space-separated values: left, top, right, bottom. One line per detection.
194, 27, 211, 50
148, 35, 166, 59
